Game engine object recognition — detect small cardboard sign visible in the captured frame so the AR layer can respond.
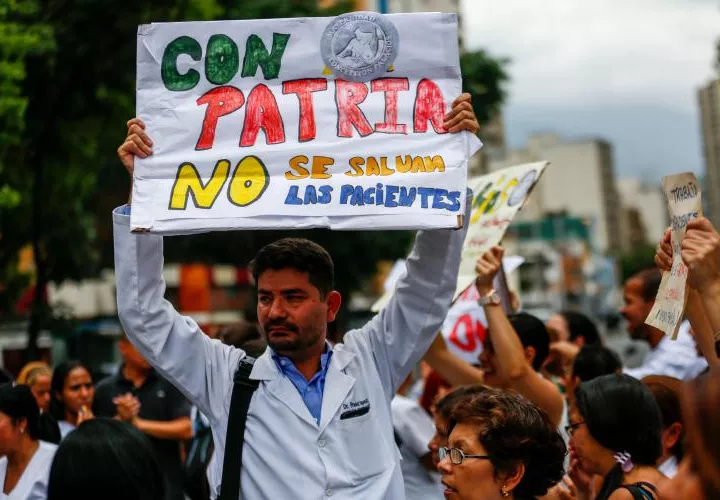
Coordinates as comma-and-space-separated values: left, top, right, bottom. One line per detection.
645, 172, 702, 339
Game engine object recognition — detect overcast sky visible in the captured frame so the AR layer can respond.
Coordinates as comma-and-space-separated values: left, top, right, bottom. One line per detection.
461, 0, 719, 182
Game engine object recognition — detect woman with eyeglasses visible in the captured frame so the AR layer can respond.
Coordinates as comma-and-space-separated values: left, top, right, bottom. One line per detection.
427, 385, 488, 470
567, 374, 664, 500
438, 387, 566, 500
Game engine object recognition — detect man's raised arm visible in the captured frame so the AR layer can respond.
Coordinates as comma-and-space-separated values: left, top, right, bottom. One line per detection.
114, 119, 243, 421
348, 193, 471, 395
346, 95, 478, 395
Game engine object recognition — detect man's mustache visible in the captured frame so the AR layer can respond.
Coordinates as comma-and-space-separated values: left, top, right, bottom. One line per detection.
264, 320, 299, 333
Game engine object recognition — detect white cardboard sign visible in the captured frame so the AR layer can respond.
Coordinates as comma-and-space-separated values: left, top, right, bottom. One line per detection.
131, 13, 481, 234
453, 162, 548, 298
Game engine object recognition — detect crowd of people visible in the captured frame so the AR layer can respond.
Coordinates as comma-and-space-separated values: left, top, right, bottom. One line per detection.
0, 98, 719, 500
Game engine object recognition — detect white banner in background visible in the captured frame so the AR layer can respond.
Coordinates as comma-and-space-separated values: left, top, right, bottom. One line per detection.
131, 13, 481, 234
454, 161, 548, 298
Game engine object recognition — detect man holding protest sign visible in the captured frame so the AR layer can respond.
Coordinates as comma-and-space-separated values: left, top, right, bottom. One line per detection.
622, 173, 708, 381
115, 90, 478, 500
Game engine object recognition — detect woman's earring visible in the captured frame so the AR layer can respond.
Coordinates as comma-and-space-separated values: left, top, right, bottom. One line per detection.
501, 484, 510, 497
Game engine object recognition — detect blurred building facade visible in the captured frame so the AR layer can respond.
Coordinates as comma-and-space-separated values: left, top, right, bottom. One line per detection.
489, 133, 622, 254
617, 178, 668, 250
699, 79, 720, 224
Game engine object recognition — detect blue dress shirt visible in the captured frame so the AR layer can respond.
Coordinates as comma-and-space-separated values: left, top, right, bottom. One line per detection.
272, 345, 333, 425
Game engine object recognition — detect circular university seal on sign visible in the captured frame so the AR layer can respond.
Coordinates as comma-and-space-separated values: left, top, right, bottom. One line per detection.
321, 11, 399, 82
507, 170, 538, 207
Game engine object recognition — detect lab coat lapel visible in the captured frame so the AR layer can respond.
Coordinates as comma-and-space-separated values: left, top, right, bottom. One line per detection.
252, 351, 318, 427
319, 347, 356, 433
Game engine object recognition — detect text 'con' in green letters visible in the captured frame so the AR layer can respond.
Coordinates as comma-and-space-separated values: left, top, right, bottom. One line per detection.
161, 33, 291, 91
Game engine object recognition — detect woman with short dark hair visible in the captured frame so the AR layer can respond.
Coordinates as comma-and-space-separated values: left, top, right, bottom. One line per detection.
47, 418, 166, 500
568, 374, 663, 499
427, 385, 487, 470
438, 387, 566, 499
0, 384, 57, 499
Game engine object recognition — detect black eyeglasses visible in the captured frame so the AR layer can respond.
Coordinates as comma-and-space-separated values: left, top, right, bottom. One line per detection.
565, 421, 585, 436
438, 447, 492, 465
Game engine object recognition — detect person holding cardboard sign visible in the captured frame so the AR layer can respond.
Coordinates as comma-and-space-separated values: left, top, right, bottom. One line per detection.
655, 217, 720, 371
113, 96, 479, 500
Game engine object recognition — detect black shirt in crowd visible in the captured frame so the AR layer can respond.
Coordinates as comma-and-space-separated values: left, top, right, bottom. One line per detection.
93, 367, 192, 500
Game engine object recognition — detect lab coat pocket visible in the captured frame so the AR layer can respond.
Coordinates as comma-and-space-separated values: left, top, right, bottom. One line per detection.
338, 412, 393, 484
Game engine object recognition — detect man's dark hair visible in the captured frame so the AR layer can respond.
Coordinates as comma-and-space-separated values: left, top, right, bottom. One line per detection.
572, 346, 622, 382
249, 238, 334, 297
508, 313, 550, 371
631, 268, 662, 302
559, 311, 601, 345
47, 418, 165, 500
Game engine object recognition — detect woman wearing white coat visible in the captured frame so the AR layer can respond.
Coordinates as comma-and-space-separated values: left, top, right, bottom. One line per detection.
0, 384, 56, 500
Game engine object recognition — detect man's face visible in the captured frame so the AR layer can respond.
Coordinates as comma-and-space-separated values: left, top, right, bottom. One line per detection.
621, 278, 653, 340
257, 268, 340, 358
120, 339, 152, 371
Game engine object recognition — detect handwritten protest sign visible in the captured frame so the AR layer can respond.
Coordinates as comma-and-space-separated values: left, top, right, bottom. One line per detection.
131, 13, 481, 234
646, 172, 702, 339
454, 161, 548, 298
369, 162, 544, 311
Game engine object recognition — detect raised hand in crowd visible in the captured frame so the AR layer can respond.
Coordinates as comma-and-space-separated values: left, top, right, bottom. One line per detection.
113, 393, 141, 422
656, 217, 720, 290
118, 118, 152, 176
443, 93, 480, 134
655, 219, 720, 367
76, 404, 94, 425
474, 246, 565, 427
681, 218, 720, 292
474, 246, 504, 294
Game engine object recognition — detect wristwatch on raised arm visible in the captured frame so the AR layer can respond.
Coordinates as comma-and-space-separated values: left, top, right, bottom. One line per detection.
477, 289, 501, 306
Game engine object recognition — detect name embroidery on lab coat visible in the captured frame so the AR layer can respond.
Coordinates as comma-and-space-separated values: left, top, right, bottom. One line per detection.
340, 398, 370, 420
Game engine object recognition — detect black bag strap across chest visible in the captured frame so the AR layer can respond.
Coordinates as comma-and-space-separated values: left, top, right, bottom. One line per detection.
218, 356, 259, 500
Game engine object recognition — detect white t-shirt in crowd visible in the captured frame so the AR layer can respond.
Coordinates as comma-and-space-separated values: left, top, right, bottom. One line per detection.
624, 321, 707, 381
659, 455, 678, 478
57, 421, 75, 440
0, 441, 57, 500
391, 395, 445, 500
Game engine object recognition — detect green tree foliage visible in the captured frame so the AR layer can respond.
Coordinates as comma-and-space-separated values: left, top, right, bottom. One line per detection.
460, 50, 509, 125
0, 0, 53, 316
619, 244, 657, 283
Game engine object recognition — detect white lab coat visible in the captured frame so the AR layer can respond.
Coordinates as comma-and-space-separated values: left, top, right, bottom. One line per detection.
112, 200, 470, 500
391, 395, 445, 499
624, 321, 707, 381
